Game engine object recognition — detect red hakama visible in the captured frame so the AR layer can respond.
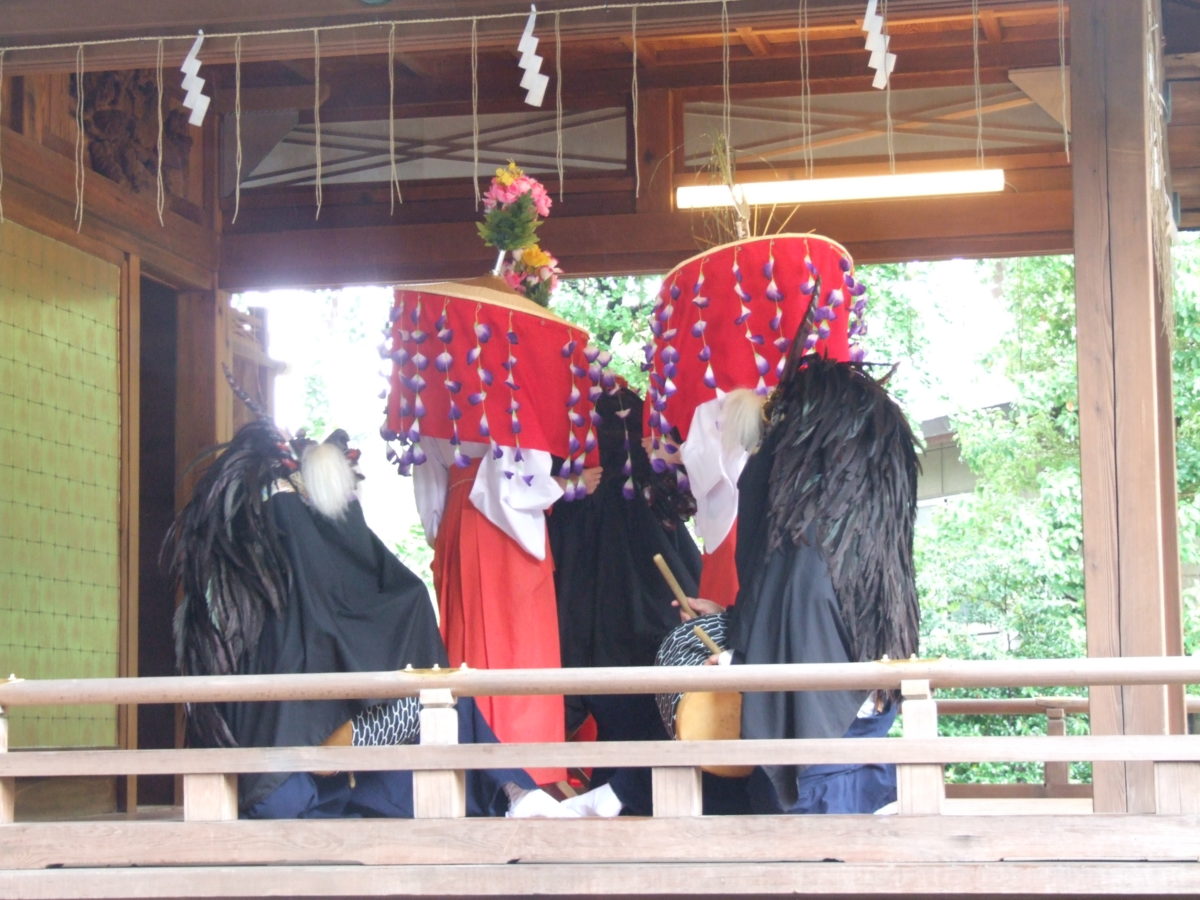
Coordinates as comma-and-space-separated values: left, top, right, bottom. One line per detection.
433, 458, 566, 785
698, 526, 740, 608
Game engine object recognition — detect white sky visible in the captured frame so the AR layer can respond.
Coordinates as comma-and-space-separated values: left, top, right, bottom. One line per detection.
887, 258, 1017, 423
235, 287, 420, 550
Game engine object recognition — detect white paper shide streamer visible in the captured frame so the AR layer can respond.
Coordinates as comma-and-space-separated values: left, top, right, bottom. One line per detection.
180, 30, 210, 126
518, 5, 549, 107
862, 0, 895, 90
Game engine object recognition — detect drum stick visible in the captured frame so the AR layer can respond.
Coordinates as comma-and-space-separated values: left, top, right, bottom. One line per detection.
653, 553, 696, 618
692, 625, 723, 656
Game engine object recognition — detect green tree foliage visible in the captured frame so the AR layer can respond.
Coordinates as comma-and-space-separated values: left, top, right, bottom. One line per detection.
853, 257, 1083, 780
854, 261, 942, 418
858, 239, 1200, 783
394, 520, 436, 600
1172, 232, 1200, 655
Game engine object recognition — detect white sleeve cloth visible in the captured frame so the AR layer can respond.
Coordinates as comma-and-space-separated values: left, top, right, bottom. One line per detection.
680, 395, 749, 551
411, 437, 455, 548
411, 438, 562, 560
469, 446, 562, 560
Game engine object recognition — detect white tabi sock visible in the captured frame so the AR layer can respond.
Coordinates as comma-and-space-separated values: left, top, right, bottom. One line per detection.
559, 782, 624, 818
504, 785, 581, 818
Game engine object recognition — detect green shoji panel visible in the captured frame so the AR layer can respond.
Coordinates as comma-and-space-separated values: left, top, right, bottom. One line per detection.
0, 219, 122, 749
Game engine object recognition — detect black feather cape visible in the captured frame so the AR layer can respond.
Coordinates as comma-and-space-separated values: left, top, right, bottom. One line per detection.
167, 420, 443, 812
727, 356, 919, 810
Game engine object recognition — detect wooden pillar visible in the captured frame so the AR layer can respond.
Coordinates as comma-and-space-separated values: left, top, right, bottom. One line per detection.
172, 292, 231, 806
1154, 762, 1200, 813
1071, 0, 1185, 814
117, 254, 142, 814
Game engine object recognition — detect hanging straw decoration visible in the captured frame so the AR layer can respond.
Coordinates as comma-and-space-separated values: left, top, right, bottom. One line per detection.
720, 0, 732, 157
387, 23, 402, 213
1057, 0, 1069, 162
882, 0, 895, 172
798, 0, 812, 178
312, 29, 323, 220
74, 44, 86, 232
232, 36, 243, 225
0, 49, 6, 224
631, 7, 640, 198
155, 39, 165, 226
555, 11, 564, 201
471, 18, 480, 210
971, 0, 984, 167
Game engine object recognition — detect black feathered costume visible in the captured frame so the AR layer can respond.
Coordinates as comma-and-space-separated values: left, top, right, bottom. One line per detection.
726, 355, 920, 813
167, 420, 533, 817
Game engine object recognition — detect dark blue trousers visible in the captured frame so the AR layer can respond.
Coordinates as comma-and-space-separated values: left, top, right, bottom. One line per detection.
245, 697, 534, 819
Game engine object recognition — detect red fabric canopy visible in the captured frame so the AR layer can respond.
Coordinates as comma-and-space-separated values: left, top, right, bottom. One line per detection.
645, 234, 865, 441
386, 276, 604, 474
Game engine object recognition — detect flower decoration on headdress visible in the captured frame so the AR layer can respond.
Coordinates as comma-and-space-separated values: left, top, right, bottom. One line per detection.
477, 161, 560, 307
381, 161, 601, 495
501, 244, 562, 307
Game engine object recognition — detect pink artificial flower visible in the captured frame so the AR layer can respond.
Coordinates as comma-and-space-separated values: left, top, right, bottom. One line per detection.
501, 266, 523, 290
482, 169, 552, 216
528, 181, 551, 216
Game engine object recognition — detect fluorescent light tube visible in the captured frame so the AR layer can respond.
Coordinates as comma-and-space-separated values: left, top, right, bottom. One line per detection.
676, 168, 1006, 209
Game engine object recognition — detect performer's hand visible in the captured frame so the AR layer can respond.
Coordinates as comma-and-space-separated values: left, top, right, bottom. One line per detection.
580, 466, 603, 495
673, 595, 723, 621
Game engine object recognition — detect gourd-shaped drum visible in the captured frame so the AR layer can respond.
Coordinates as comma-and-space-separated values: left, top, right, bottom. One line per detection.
653, 613, 751, 777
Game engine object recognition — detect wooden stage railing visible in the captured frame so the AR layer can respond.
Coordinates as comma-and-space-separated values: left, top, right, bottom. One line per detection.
2, 657, 1200, 898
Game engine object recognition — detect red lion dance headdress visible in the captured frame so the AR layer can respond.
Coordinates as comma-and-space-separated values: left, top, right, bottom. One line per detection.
384, 275, 607, 499
644, 233, 867, 446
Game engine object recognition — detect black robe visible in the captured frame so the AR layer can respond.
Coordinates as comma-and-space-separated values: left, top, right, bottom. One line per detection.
227, 492, 445, 811
550, 470, 702, 671
726, 358, 919, 811
727, 426, 869, 809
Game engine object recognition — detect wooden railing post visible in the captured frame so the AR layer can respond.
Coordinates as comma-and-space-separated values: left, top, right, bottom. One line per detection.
1043, 706, 1069, 795
182, 773, 238, 821
898, 679, 944, 814
1154, 762, 1200, 813
652, 767, 703, 817
414, 688, 466, 818
0, 702, 14, 823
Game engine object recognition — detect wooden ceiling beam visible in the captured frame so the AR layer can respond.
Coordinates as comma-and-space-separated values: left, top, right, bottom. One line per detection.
0, 2, 1066, 75
736, 27, 772, 58
979, 11, 1006, 44
618, 35, 658, 70
0, 0, 851, 74
218, 185, 1073, 289
1167, 52, 1200, 80
211, 84, 329, 114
